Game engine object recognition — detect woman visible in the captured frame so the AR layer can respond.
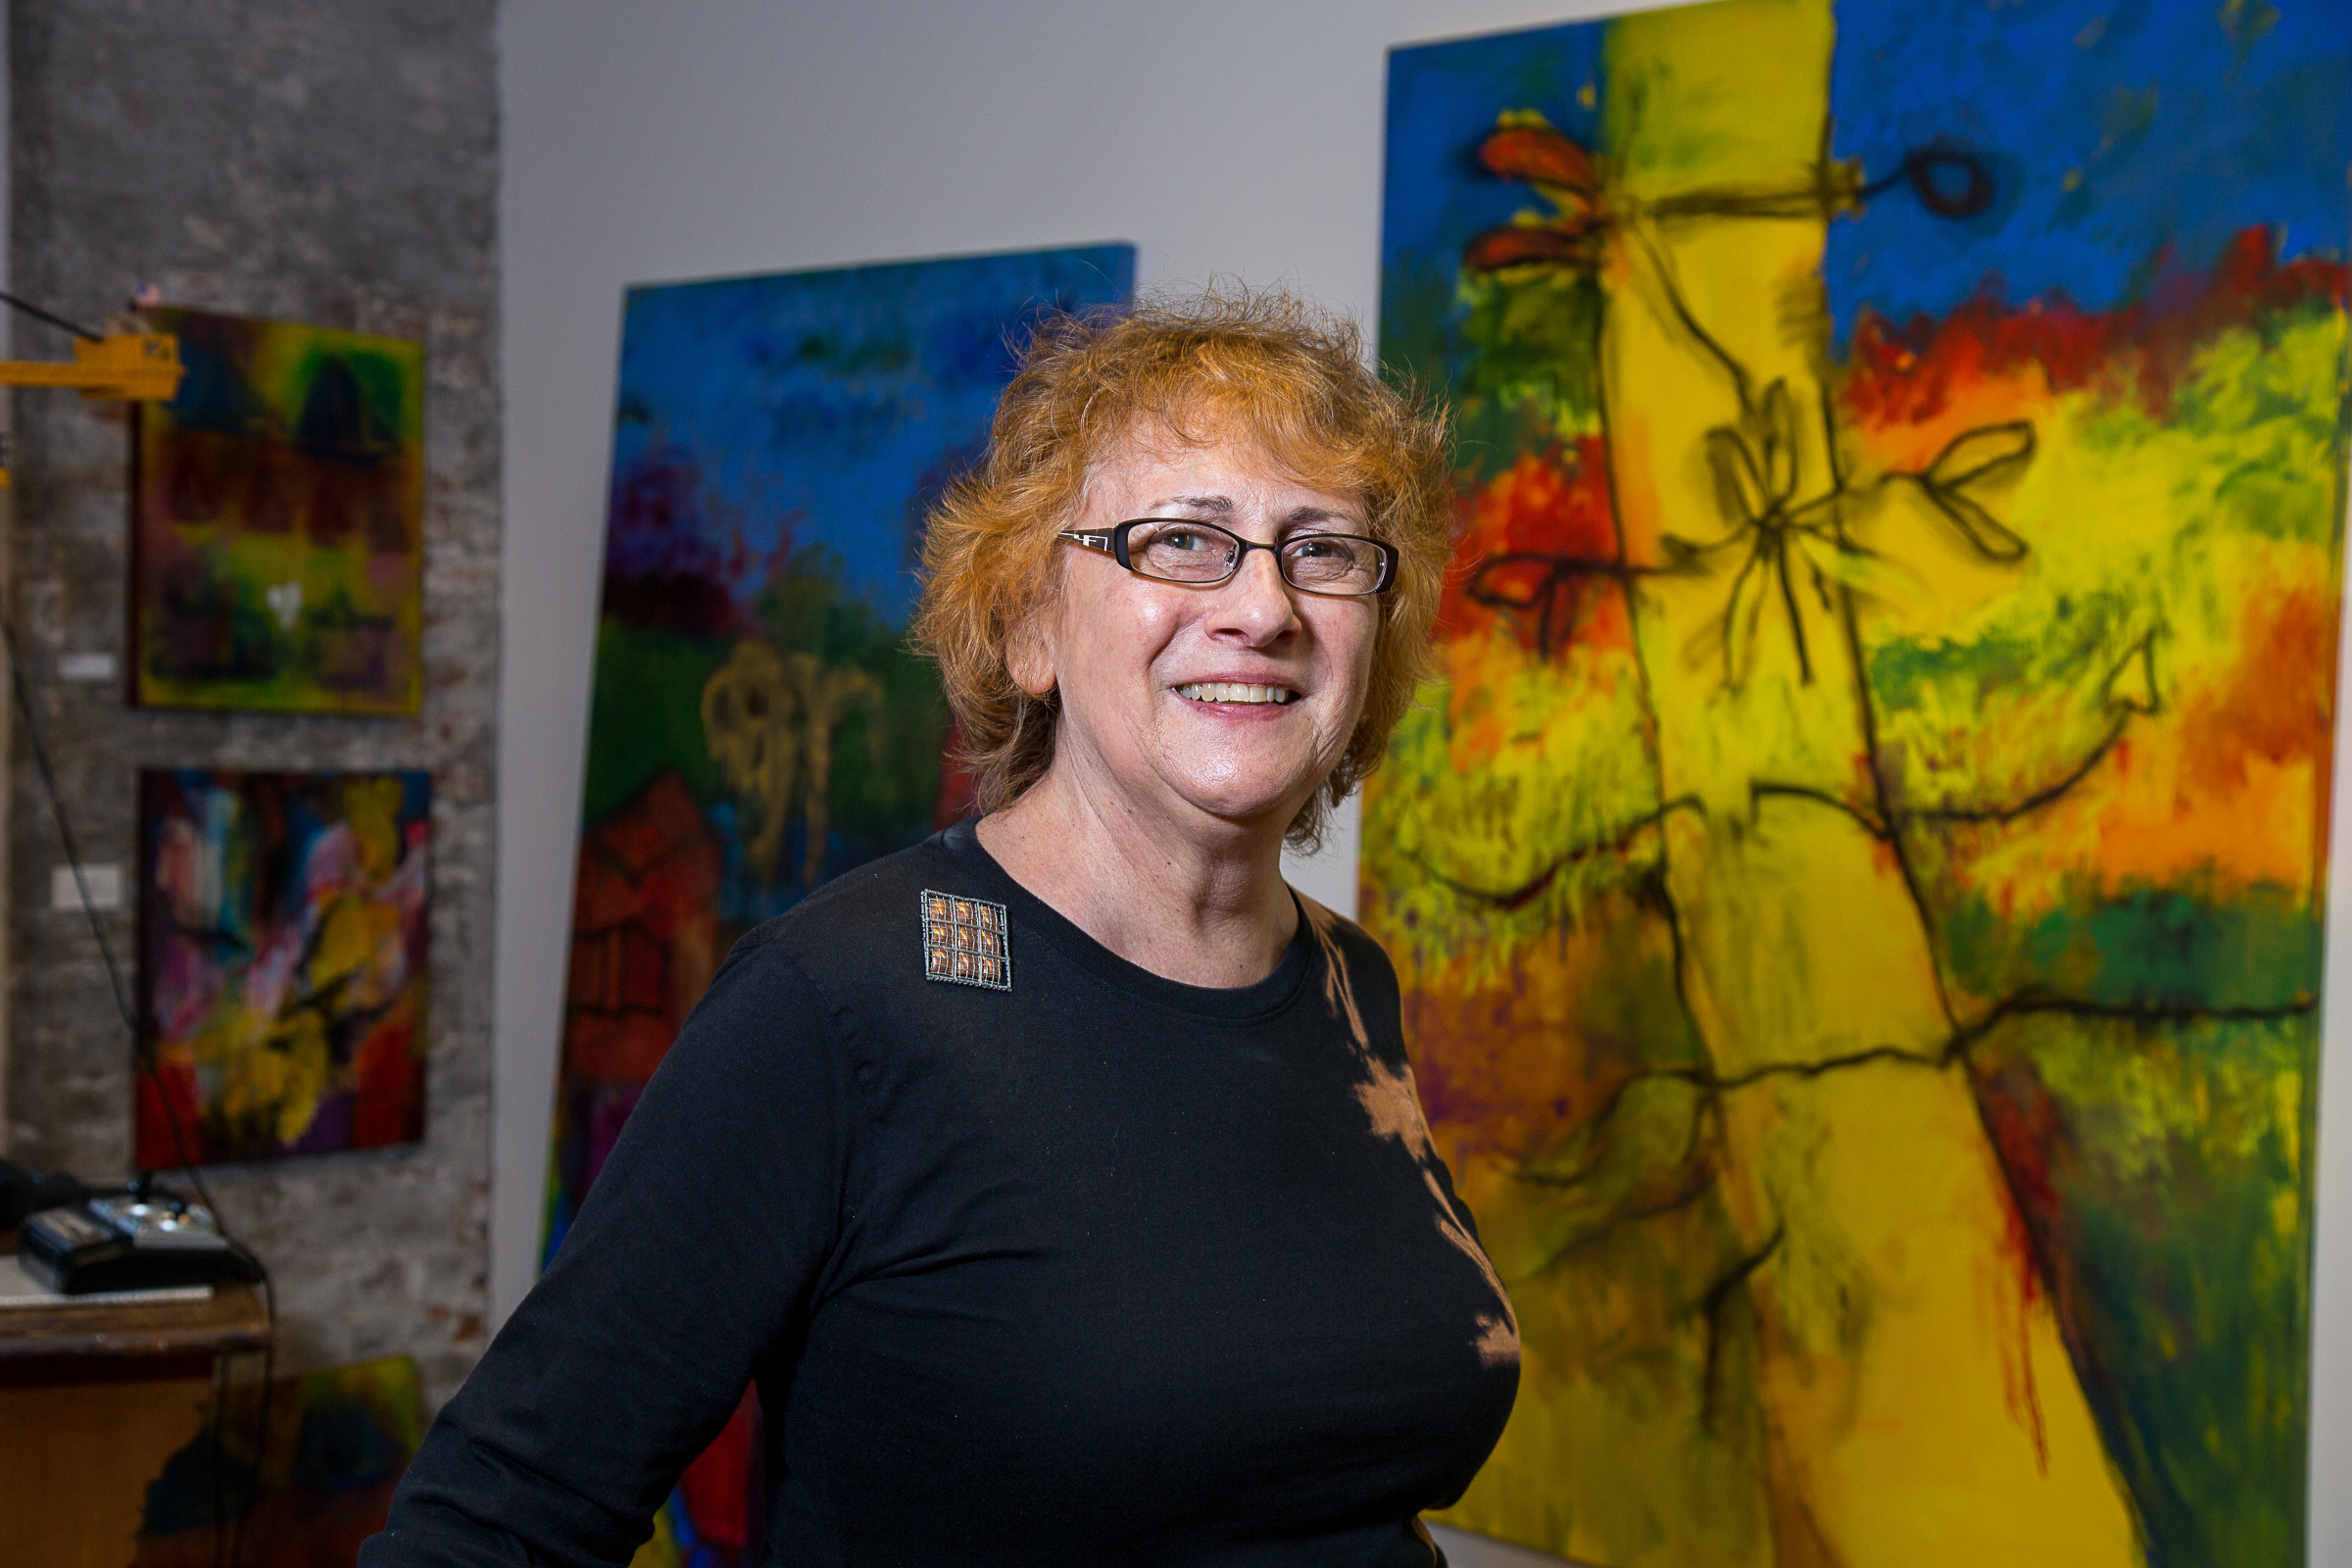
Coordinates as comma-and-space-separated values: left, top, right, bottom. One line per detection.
366, 287, 1519, 1567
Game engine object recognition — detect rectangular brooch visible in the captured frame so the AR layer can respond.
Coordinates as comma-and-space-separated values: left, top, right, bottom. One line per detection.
920, 889, 1011, 991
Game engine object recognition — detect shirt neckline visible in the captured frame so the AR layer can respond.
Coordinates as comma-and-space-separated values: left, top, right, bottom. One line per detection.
934, 817, 1314, 1024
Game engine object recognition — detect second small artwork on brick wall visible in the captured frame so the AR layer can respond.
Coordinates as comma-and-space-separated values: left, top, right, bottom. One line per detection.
136, 768, 431, 1165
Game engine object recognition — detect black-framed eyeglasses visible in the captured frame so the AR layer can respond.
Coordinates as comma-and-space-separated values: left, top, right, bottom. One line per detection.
1058, 518, 1396, 597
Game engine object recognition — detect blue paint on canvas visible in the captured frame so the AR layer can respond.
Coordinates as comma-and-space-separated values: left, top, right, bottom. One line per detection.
609, 246, 1135, 629
1383, 24, 1607, 303
1825, 0, 2352, 334
1381, 4, 2352, 357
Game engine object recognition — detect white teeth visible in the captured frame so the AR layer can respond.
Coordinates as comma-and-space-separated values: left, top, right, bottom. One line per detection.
1178, 682, 1294, 705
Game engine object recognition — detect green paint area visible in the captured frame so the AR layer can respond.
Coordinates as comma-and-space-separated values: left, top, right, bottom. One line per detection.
1940, 884, 2320, 1011
1452, 270, 1607, 445
1366, 656, 1662, 988
1867, 588, 2145, 714
583, 546, 945, 851
1384, 256, 1603, 483
1972, 1009, 2314, 1568
2094, 300, 2348, 548
1858, 310, 2346, 823
288, 340, 415, 438
741, 547, 948, 849
582, 623, 726, 826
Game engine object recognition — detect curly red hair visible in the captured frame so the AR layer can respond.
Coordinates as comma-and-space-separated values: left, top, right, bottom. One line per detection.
912, 283, 1451, 846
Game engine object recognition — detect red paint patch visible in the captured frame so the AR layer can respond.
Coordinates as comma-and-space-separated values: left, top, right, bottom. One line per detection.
1972, 1058, 2068, 1474
1440, 439, 1627, 656
1844, 226, 2349, 428
677, 1383, 763, 1562
564, 771, 723, 1084
351, 1004, 422, 1148
134, 1054, 209, 1169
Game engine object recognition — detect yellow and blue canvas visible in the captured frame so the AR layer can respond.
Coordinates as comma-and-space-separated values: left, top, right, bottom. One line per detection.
1371, 3, 2348, 1563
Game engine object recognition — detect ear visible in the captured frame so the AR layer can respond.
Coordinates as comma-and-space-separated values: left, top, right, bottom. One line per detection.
1004, 603, 1056, 698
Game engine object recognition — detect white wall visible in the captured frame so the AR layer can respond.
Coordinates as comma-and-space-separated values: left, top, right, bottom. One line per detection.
497, 5, 2351, 1564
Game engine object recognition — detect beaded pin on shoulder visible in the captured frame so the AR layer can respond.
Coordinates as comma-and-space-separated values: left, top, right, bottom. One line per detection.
919, 889, 1011, 991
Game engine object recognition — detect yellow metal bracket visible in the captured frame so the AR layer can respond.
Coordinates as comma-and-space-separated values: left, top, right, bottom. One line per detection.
0, 331, 185, 485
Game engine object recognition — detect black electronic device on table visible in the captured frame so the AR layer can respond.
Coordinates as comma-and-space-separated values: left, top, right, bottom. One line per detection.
18, 1194, 256, 1295
0, 1156, 102, 1229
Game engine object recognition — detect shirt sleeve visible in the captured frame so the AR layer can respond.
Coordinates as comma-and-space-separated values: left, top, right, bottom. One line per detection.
362, 931, 856, 1568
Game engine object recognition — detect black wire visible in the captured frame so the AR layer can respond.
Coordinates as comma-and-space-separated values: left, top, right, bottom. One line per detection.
0, 612, 141, 1034
210, 1351, 227, 1568
0, 288, 103, 343
226, 1268, 276, 1568
0, 597, 276, 1567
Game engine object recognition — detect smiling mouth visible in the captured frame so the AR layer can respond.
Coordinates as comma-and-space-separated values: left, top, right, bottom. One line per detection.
1175, 682, 1297, 706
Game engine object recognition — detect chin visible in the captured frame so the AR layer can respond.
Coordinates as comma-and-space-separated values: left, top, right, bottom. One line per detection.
1167, 767, 1323, 831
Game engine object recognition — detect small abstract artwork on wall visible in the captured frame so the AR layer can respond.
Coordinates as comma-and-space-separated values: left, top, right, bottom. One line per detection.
550, 245, 1134, 1564
131, 306, 424, 714
1371, 3, 2348, 1565
136, 769, 431, 1167
132, 1355, 423, 1567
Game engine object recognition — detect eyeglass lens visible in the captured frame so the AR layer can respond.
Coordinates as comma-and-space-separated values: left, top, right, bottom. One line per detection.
1126, 519, 1387, 594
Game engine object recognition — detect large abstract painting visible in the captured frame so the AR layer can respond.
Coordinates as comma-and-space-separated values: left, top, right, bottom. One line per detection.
132, 306, 425, 715
137, 769, 431, 1168
550, 245, 1133, 1565
1370, 3, 2348, 1564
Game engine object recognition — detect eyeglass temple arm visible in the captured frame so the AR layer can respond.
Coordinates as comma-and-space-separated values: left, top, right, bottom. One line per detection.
1058, 530, 1115, 552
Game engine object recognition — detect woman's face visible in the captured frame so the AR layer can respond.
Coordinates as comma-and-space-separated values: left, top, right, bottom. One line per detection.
1016, 430, 1381, 839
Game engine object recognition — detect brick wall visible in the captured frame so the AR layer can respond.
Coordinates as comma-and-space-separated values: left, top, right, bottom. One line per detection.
5, 0, 500, 1407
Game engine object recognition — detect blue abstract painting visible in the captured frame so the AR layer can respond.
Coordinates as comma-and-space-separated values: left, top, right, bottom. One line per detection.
549, 245, 1133, 1568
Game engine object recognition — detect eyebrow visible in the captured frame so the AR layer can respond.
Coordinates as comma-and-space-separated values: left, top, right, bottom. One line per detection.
1154, 493, 1235, 514
1150, 494, 1363, 530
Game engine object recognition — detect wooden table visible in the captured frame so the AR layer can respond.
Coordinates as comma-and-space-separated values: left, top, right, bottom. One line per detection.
0, 1237, 273, 1568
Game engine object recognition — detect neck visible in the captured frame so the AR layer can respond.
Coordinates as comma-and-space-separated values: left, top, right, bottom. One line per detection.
975, 754, 1301, 989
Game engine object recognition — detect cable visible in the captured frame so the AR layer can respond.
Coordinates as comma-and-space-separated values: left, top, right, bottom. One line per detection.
0, 616, 140, 1034
225, 1265, 276, 1568
0, 288, 102, 343
0, 280, 273, 1566
210, 1350, 226, 1568
0, 598, 276, 1567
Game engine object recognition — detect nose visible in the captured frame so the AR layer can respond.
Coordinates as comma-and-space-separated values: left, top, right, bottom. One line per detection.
1206, 542, 1301, 646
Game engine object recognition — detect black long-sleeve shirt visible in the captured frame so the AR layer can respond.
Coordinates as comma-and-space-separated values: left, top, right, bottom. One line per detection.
365, 820, 1519, 1566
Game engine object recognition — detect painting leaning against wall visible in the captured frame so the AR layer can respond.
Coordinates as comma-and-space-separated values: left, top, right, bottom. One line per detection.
549, 244, 1134, 1568
131, 1354, 424, 1568
136, 769, 431, 1167
131, 307, 425, 715
1370, 2, 2350, 1565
